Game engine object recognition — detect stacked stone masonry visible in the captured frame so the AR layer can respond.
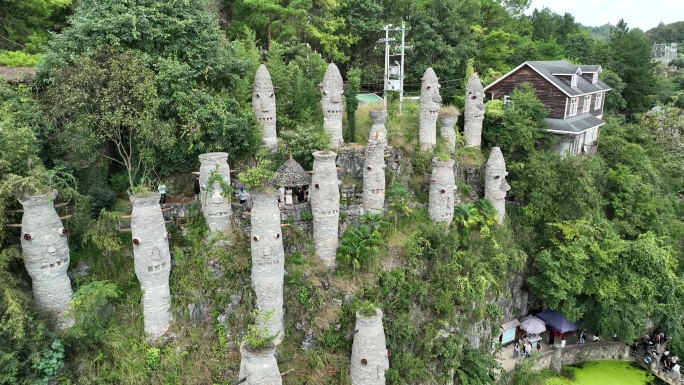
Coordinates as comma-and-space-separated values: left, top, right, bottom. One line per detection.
363, 140, 386, 215
419, 68, 442, 151
238, 342, 282, 385
253, 64, 278, 150
19, 190, 74, 329
310, 151, 341, 267
198, 152, 231, 188
464, 73, 485, 148
428, 158, 456, 224
320, 63, 344, 149
484, 147, 510, 225
351, 308, 390, 385
199, 152, 233, 235
438, 113, 458, 154
369, 109, 388, 148
250, 193, 285, 343
130, 194, 172, 340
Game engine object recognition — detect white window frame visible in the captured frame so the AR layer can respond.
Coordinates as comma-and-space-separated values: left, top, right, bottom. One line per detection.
583, 95, 591, 113
592, 73, 598, 84
569, 97, 579, 116
503, 95, 512, 110
571, 75, 578, 88
595, 92, 603, 110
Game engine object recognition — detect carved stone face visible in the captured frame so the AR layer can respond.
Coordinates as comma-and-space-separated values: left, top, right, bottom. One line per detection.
320, 63, 344, 119
485, 147, 510, 200
420, 67, 442, 119
465, 73, 485, 121
253, 64, 276, 124
19, 192, 70, 275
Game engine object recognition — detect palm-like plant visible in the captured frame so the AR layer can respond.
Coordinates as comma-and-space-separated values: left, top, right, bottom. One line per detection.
337, 225, 382, 271
453, 203, 482, 236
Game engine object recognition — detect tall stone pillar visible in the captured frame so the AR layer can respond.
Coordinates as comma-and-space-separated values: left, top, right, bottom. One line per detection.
438, 112, 458, 154
549, 345, 563, 373
485, 147, 510, 225
203, 181, 232, 237
19, 191, 73, 329
369, 109, 388, 148
428, 158, 456, 224
250, 192, 285, 343
310, 151, 340, 267
464, 73, 485, 148
253, 64, 278, 151
363, 140, 386, 215
320, 63, 344, 149
238, 342, 282, 385
130, 194, 172, 340
350, 308, 390, 385
419, 67, 442, 151
199, 152, 231, 190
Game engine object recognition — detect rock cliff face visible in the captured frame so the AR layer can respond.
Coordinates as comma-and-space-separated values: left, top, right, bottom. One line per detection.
250, 192, 285, 343
311, 151, 340, 267
350, 308, 390, 385
19, 190, 73, 329
253, 64, 278, 150
419, 68, 442, 151
464, 73, 485, 148
130, 194, 172, 340
320, 63, 344, 149
485, 147, 510, 224
363, 140, 386, 215
428, 158, 456, 224
238, 342, 282, 385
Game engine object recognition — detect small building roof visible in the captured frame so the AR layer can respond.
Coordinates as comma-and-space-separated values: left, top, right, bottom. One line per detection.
0, 67, 36, 82
544, 113, 606, 135
274, 156, 311, 187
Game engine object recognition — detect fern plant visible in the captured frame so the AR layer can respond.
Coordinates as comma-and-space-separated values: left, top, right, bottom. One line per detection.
337, 225, 383, 271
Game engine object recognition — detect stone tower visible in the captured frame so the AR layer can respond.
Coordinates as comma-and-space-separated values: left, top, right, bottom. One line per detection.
438, 112, 458, 154
419, 68, 442, 151
250, 192, 285, 343
428, 157, 456, 224
203, 181, 232, 237
464, 73, 485, 148
363, 139, 386, 215
130, 193, 172, 340
199, 152, 231, 189
238, 342, 282, 385
485, 147, 511, 225
320, 63, 344, 149
19, 191, 73, 329
310, 151, 340, 267
369, 109, 388, 148
350, 308, 390, 385
253, 64, 278, 150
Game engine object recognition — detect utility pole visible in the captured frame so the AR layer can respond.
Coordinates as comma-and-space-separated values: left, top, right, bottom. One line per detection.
398, 20, 408, 113
379, 23, 410, 112
381, 25, 392, 109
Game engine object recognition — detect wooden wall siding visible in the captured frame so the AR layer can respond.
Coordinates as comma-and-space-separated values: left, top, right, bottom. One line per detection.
565, 93, 605, 117
487, 66, 567, 118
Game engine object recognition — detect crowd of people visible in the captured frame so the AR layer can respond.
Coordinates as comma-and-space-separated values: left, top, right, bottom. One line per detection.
513, 335, 542, 359
634, 332, 681, 378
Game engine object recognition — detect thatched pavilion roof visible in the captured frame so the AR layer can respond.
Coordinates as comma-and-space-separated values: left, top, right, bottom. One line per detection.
274, 156, 311, 187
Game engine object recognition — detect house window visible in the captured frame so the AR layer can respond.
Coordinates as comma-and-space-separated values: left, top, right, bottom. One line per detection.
503, 95, 513, 110
595, 92, 603, 109
583, 95, 591, 113
592, 73, 598, 84
571, 75, 578, 88
569, 97, 578, 116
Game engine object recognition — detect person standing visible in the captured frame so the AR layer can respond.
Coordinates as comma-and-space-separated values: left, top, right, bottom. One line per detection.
513, 343, 520, 358
560, 337, 566, 348
239, 187, 249, 205
158, 182, 167, 206
297, 188, 305, 203
194, 175, 201, 206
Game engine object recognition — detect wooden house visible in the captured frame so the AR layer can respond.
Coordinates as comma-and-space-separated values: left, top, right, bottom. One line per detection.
483, 60, 611, 156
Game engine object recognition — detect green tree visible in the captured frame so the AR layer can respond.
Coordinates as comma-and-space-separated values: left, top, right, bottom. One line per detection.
344, 67, 361, 142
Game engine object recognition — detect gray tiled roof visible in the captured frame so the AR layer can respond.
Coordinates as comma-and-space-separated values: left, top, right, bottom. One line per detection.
544, 113, 606, 134
527, 61, 611, 97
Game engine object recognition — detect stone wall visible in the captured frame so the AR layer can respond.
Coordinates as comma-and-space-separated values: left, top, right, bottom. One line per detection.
130, 193, 172, 340
19, 190, 73, 329
531, 342, 630, 372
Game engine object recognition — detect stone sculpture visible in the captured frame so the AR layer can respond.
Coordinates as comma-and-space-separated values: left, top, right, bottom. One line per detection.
419, 68, 442, 151
238, 342, 282, 385
350, 308, 390, 385
19, 191, 73, 329
369, 109, 388, 148
250, 192, 285, 343
199, 152, 231, 190
428, 157, 456, 224
464, 73, 485, 148
320, 63, 344, 148
485, 147, 510, 225
362, 139, 385, 215
310, 151, 340, 267
203, 181, 232, 237
438, 111, 458, 154
130, 193, 172, 340
253, 64, 278, 150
